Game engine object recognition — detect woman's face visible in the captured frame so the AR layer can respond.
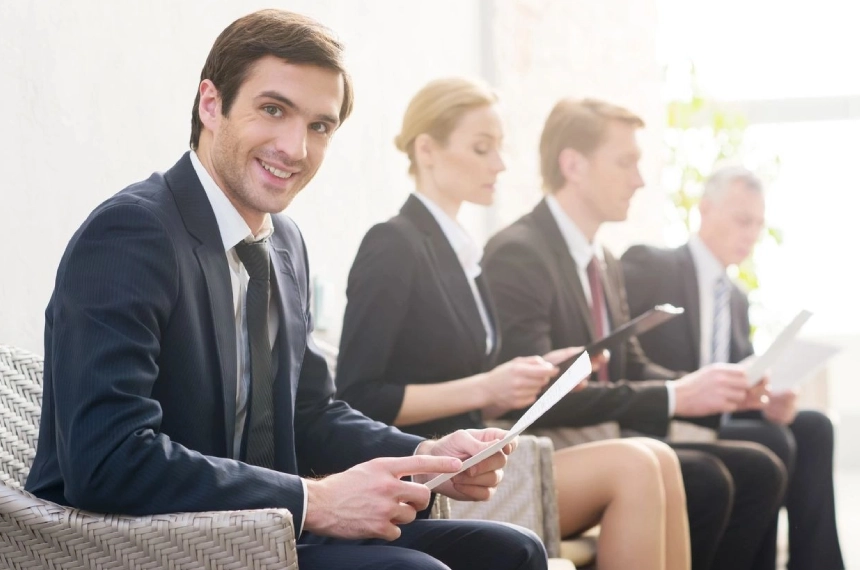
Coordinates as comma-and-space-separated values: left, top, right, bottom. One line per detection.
421, 105, 506, 207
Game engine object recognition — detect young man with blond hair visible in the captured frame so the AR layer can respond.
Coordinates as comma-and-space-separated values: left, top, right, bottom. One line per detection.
483, 98, 786, 570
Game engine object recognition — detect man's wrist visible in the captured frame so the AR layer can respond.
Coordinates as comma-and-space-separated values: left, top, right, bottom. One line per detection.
302, 478, 324, 534
415, 439, 435, 456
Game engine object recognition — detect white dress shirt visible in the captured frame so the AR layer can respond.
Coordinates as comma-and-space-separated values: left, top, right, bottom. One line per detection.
545, 195, 677, 416
190, 152, 308, 530
688, 234, 731, 368
413, 192, 494, 354
545, 195, 606, 309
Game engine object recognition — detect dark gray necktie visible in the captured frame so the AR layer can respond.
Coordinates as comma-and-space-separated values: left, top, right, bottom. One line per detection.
235, 240, 275, 468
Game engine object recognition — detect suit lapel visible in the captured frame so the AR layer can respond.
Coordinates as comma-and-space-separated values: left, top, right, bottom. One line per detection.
402, 196, 487, 366
729, 287, 749, 362
165, 153, 238, 458
532, 201, 595, 340
600, 251, 623, 330
476, 273, 501, 366
678, 245, 702, 366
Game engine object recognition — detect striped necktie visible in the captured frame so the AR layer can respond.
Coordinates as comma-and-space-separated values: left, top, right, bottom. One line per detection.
711, 275, 731, 364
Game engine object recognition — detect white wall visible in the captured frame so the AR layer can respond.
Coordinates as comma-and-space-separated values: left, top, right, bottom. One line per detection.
486, 0, 667, 255
0, 0, 664, 352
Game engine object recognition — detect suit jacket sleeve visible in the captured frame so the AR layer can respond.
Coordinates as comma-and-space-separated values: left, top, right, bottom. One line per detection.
483, 238, 671, 436
46, 203, 308, 525
335, 223, 415, 425
734, 291, 755, 361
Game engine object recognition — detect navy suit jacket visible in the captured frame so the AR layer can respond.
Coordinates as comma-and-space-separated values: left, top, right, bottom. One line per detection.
621, 243, 755, 428
26, 153, 422, 537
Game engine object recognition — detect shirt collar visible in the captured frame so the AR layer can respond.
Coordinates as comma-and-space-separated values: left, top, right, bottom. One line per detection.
688, 233, 726, 286
545, 194, 603, 268
412, 192, 482, 279
190, 151, 274, 250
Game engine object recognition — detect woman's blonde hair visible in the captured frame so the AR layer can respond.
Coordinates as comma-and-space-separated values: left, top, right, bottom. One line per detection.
394, 77, 498, 176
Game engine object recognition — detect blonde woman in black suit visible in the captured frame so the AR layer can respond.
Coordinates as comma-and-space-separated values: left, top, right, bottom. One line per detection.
336, 78, 690, 570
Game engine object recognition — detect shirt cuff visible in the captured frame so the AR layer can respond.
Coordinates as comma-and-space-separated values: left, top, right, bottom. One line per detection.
299, 478, 308, 534
666, 382, 676, 417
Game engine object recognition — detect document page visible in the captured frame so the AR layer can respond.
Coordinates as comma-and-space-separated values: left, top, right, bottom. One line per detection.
424, 351, 592, 490
762, 338, 840, 392
745, 310, 813, 386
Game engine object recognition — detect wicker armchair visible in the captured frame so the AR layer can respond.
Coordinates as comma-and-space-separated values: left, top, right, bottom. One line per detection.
0, 344, 298, 569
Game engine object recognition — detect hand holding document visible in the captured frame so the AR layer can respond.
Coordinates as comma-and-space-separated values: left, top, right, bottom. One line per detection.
744, 310, 813, 386
424, 351, 592, 490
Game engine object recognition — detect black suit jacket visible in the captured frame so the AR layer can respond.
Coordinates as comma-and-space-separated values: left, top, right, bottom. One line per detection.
621, 243, 755, 428
621, 243, 754, 370
26, 153, 421, 536
482, 199, 677, 436
336, 195, 500, 439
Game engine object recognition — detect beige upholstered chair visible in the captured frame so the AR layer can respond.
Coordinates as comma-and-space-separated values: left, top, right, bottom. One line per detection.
0, 344, 299, 569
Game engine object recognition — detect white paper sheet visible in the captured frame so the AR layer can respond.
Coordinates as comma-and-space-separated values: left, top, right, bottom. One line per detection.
758, 338, 841, 392
424, 351, 592, 490
744, 310, 813, 386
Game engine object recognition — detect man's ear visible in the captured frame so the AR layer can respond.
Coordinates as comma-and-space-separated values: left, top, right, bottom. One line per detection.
414, 133, 437, 171
198, 79, 222, 132
558, 147, 588, 185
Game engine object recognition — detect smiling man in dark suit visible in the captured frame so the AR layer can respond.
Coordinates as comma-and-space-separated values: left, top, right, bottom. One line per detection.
622, 165, 844, 570
25, 10, 547, 570
483, 98, 787, 570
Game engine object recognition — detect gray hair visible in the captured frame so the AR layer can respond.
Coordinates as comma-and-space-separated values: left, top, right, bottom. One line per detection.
701, 165, 763, 202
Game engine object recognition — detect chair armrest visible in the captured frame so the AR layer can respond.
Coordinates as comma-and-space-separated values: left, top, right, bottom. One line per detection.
446, 434, 562, 558
0, 483, 297, 569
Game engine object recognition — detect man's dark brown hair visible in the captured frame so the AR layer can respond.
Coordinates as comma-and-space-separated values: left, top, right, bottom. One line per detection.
190, 9, 354, 149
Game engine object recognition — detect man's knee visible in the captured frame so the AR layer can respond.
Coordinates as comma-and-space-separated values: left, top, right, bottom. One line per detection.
729, 441, 789, 509
748, 421, 797, 474
297, 544, 452, 570
400, 519, 547, 570
485, 522, 547, 570
792, 409, 834, 449
747, 442, 788, 490
678, 451, 734, 523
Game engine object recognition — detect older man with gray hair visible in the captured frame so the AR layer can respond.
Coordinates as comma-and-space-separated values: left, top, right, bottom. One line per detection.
622, 165, 844, 570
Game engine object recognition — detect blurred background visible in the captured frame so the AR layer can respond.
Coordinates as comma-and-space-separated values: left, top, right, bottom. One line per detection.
1, 1, 857, 564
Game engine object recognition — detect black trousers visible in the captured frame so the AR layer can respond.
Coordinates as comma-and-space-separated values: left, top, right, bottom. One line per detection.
671, 439, 787, 570
298, 518, 548, 570
720, 410, 844, 570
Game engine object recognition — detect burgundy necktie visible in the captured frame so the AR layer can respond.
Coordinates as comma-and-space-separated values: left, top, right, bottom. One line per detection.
586, 256, 610, 382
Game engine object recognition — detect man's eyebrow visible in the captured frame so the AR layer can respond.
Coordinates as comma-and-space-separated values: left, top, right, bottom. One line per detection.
257, 90, 340, 127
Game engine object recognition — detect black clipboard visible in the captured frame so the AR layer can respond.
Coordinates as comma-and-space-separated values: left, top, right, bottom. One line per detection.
555, 304, 685, 374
